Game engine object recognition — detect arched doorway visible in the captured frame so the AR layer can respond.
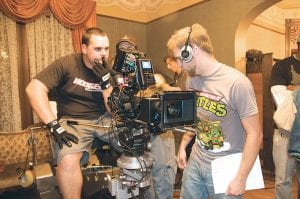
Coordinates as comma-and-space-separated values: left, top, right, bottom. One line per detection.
234, 0, 300, 172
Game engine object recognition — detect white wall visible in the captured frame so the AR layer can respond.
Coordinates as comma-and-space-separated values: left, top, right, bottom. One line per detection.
247, 25, 285, 60
247, 5, 300, 60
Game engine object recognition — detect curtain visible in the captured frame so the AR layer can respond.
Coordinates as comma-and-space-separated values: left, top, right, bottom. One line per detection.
26, 13, 74, 123
49, 0, 96, 52
0, 0, 96, 130
0, 0, 97, 53
0, 0, 49, 23
72, 8, 97, 53
26, 12, 74, 78
0, 12, 21, 131
49, 0, 95, 29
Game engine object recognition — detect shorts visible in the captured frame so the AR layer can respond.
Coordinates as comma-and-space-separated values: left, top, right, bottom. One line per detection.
52, 112, 113, 165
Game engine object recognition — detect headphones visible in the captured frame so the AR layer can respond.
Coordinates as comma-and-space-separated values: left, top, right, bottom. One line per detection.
180, 26, 193, 63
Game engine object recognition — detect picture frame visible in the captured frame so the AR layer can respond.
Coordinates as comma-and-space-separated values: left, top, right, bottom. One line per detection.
285, 19, 300, 56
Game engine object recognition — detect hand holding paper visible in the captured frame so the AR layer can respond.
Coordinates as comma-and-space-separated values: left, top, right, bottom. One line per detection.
211, 153, 264, 194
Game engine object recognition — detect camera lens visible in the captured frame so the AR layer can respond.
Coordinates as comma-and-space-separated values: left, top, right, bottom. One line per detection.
167, 101, 182, 118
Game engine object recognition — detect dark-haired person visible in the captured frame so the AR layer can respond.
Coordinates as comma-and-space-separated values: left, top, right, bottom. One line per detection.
270, 33, 300, 199
26, 27, 113, 199
167, 23, 262, 198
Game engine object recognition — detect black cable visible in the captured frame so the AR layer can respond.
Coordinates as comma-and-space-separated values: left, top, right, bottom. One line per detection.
108, 118, 150, 185
95, 118, 149, 190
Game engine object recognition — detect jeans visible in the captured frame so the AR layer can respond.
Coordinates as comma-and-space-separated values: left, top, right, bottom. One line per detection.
144, 130, 176, 199
145, 163, 176, 199
273, 129, 298, 199
180, 158, 241, 199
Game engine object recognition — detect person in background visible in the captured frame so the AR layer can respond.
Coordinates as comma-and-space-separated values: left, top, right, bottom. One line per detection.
163, 55, 194, 189
163, 56, 187, 153
270, 33, 300, 199
114, 35, 177, 199
143, 73, 178, 199
164, 55, 188, 88
25, 27, 113, 199
167, 23, 262, 198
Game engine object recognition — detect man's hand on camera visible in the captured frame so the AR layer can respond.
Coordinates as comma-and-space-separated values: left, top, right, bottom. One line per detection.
93, 58, 111, 90
47, 120, 79, 149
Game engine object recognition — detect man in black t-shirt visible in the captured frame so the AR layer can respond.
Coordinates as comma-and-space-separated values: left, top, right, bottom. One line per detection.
26, 28, 113, 199
270, 33, 300, 199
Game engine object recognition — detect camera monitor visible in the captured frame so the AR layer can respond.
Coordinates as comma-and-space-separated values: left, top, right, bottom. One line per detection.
136, 59, 156, 90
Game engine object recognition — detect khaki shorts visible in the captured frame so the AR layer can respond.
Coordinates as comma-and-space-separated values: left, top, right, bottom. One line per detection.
52, 113, 113, 165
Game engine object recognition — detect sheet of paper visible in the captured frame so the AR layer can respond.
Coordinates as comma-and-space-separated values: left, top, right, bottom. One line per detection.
211, 153, 264, 194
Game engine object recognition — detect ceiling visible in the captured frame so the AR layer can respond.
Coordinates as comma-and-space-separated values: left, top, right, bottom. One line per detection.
95, 0, 206, 23
95, 0, 300, 23
275, 0, 300, 9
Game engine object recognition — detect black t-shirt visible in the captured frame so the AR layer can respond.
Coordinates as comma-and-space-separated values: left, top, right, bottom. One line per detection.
35, 53, 106, 119
271, 55, 300, 86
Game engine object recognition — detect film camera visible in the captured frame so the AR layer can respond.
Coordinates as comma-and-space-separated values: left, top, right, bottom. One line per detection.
103, 48, 196, 198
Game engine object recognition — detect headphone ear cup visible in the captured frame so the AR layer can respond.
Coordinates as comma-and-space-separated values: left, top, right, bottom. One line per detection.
180, 45, 193, 63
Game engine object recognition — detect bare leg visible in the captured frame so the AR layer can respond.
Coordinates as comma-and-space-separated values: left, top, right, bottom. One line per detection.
56, 152, 83, 199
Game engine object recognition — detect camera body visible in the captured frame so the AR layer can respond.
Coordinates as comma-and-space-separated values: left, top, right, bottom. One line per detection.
112, 49, 155, 90
139, 91, 196, 132
107, 48, 196, 198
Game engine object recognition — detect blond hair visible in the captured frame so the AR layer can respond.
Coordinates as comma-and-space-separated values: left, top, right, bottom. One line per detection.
167, 23, 214, 56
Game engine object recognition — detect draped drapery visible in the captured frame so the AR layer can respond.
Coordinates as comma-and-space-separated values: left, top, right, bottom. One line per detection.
26, 13, 74, 79
0, 0, 97, 53
72, 9, 97, 53
26, 13, 74, 123
0, 0, 97, 131
49, 0, 95, 29
0, 12, 21, 131
0, 0, 49, 23
49, 0, 96, 52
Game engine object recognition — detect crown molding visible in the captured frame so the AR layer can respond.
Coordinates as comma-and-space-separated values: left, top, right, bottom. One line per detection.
95, 0, 206, 23
275, 0, 300, 9
253, 5, 300, 34
253, 6, 285, 34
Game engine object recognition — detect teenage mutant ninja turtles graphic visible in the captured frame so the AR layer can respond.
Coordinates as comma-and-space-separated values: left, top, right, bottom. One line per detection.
196, 120, 224, 150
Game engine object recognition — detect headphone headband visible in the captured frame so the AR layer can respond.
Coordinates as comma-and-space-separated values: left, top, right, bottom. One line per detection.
181, 26, 193, 63
184, 27, 192, 50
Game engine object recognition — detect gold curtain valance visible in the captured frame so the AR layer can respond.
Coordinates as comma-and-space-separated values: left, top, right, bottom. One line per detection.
0, 0, 49, 23
0, 0, 95, 28
0, 0, 97, 52
49, 0, 95, 29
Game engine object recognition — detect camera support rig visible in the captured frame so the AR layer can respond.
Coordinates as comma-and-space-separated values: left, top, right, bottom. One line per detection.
104, 49, 196, 198
104, 50, 155, 198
